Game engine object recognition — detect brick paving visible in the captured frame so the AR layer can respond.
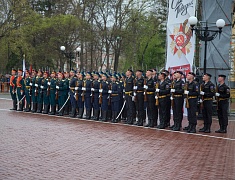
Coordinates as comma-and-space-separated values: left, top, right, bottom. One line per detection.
0, 98, 235, 180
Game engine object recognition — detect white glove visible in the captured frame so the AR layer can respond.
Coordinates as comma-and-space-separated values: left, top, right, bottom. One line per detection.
75, 87, 78, 90
35, 84, 38, 87
155, 95, 158, 99
99, 89, 103, 93
155, 89, 160, 92
56, 86, 59, 89
132, 96, 135, 101
200, 91, 205, 95
123, 89, 125, 93
133, 86, 137, 90
20, 91, 23, 95
91, 88, 95, 91
47, 82, 51, 85
40, 86, 44, 89
35, 90, 37, 93
134, 92, 136, 96
184, 90, 189, 95
82, 87, 86, 91
215, 93, 220, 97
170, 96, 174, 100
144, 85, 148, 89
199, 99, 203, 103
108, 90, 112, 93
123, 95, 125, 99
171, 89, 175, 93
29, 83, 32, 86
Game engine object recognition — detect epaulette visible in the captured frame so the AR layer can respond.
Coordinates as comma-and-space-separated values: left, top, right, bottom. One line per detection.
98, 80, 100, 82
106, 81, 108, 84
116, 82, 119, 84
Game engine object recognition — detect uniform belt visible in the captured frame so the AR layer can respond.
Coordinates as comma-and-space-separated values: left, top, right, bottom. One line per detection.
204, 98, 213, 101
188, 96, 197, 99
70, 87, 75, 90
111, 94, 118, 96
158, 95, 166, 98
17, 86, 22, 88
219, 98, 229, 101
136, 91, 144, 93
26, 86, 31, 89
174, 95, 183, 97
146, 92, 154, 95
125, 91, 132, 95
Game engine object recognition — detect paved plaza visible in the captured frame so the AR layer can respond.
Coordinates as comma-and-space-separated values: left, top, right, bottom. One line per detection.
0, 95, 235, 180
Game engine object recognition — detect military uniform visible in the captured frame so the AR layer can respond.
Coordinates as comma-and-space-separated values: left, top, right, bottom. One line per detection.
91, 78, 101, 120
184, 80, 199, 133
64, 77, 70, 115
165, 77, 171, 127
99, 79, 110, 121
77, 77, 85, 118
110, 79, 121, 123
124, 76, 135, 124
84, 78, 93, 119
16, 73, 25, 111
216, 82, 230, 133
56, 78, 66, 116
199, 81, 215, 133
36, 75, 43, 113
41, 77, 50, 114
48, 77, 57, 115
157, 80, 170, 129
30, 75, 37, 113
69, 75, 77, 117
9, 73, 17, 110
24, 76, 31, 112
171, 79, 184, 131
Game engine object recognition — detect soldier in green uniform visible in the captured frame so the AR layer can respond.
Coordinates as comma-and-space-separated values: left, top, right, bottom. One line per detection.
9, 69, 17, 110
24, 70, 31, 112
36, 70, 43, 113
63, 72, 70, 115
30, 70, 38, 113
48, 71, 57, 115
16, 69, 25, 111
56, 72, 66, 116
41, 72, 50, 114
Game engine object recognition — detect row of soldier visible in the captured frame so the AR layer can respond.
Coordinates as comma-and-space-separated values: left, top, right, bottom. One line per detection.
9, 68, 230, 133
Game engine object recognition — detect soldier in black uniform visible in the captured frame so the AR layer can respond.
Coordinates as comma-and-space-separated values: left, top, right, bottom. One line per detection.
171, 71, 184, 131
84, 72, 93, 119
133, 70, 145, 126
9, 69, 17, 110
156, 72, 170, 129
215, 74, 230, 133
69, 70, 77, 118
163, 70, 171, 127
124, 69, 135, 124
23, 70, 31, 112
91, 72, 101, 120
63, 72, 70, 115
199, 73, 215, 133
183, 72, 199, 133
144, 69, 156, 127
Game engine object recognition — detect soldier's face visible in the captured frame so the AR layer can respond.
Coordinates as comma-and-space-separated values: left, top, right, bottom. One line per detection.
218, 77, 224, 83
86, 75, 91, 79
187, 74, 193, 81
11, 71, 16, 76
102, 76, 107, 81
146, 71, 152, 77
64, 73, 69, 78
25, 72, 29, 77
51, 74, 55, 78
18, 71, 22, 76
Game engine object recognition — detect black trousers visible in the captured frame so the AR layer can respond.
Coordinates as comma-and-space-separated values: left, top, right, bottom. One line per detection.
217, 100, 229, 128
136, 93, 145, 121
125, 94, 135, 121
187, 98, 198, 125
173, 97, 184, 124
147, 94, 156, 127
202, 100, 213, 126
159, 97, 167, 126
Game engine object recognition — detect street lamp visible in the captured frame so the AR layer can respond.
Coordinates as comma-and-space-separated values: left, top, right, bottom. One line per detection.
188, 16, 226, 74
76, 47, 81, 69
60, 46, 80, 71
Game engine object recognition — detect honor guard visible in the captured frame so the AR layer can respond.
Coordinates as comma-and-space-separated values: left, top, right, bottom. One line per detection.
36, 70, 43, 113
133, 70, 145, 126
41, 72, 50, 114
91, 72, 101, 120
199, 73, 215, 133
84, 72, 93, 119
120, 73, 127, 121
215, 74, 230, 133
69, 70, 77, 118
16, 69, 25, 111
48, 71, 57, 115
183, 72, 199, 133
30, 70, 38, 113
63, 72, 70, 115
144, 69, 156, 128
9, 69, 17, 110
56, 72, 66, 116
99, 73, 110, 122
156, 72, 170, 129
124, 69, 135, 124
171, 71, 184, 131
110, 74, 121, 123
76, 72, 85, 118
24, 70, 31, 112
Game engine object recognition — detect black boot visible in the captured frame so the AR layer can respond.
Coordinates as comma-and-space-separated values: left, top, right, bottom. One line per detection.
36, 103, 42, 113
49, 106, 56, 115
76, 108, 84, 118
91, 110, 99, 120
107, 110, 112, 121
24, 102, 30, 112
111, 111, 115, 123
10, 100, 17, 110
64, 104, 69, 115
204, 124, 211, 133
173, 122, 180, 131
188, 124, 196, 133
112, 111, 119, 123
70, 107, 76, 118
85, 109, 91, 119
42, 105, 49, 114
157, 119, 165, 129
183, 124, 190, 131
31, 103, 37, 113
137, 118, 143, 126
199, 124, 207, 132
58, 107, 64, 116
100, 111, 107, 122
17, 103, 23, 111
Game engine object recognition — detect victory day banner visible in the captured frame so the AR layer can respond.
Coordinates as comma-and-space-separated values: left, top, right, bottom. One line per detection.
166, 0, 197, 75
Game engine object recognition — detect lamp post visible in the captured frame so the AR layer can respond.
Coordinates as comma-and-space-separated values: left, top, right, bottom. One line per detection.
76, 47, 81, 70
188, 16, 226, 74
60, 46, 80, 71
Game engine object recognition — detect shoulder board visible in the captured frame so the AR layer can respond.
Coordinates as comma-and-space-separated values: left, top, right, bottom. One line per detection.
62, 80, 65, 82
116, 82, 119, 84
